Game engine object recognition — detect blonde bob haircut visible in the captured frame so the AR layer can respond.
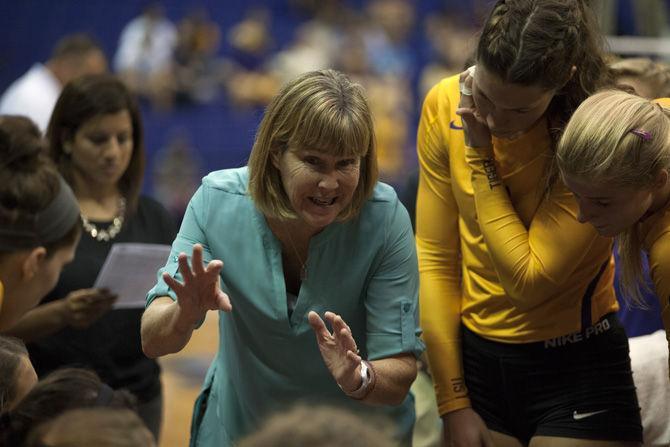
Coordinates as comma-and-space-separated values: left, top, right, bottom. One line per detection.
248, 69, 378, 221
557, 90, 670, 305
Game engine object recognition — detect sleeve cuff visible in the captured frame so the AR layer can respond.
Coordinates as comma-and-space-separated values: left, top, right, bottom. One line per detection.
438, 397, 472, 416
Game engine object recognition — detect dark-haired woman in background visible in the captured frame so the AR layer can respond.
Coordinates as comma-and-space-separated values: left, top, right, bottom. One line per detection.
6, 75, 175, 439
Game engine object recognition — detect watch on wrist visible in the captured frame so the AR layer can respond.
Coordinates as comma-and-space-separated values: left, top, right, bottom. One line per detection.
340, 360, 374, 400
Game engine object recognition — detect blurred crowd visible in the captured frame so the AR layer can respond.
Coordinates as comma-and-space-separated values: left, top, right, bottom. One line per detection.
4, 0, 668, 222
108, 0, 481, 191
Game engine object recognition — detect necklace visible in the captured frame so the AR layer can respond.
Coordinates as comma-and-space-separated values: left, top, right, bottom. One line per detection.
282, 222, 308, 281
81, 197, 126, 242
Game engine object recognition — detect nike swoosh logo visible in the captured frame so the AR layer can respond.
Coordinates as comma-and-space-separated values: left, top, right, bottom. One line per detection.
573, 409, 608, 420
449, 120, 463, 130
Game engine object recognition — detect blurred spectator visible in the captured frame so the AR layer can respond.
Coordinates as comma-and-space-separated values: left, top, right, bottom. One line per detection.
338, 1, 417, 183
335, 24, 372, 77
0, 34, 107, 133
223, 2, 351, 108
364, 75, 412, 183
333, 12, 414, 183
363, 0, 416, 78
25, 408, 156, 447
1, 368, 137, 446
264, 24, 335, 88
0, 336, 37, 414
237, 404, 397, 447
611, 57, 670, 99
224, 8, 279, 108
114, 2, 177, 110
152, 129, 203, 223
173, 8, 226, 104
268, 1, 352, 85
419, 13, 477, 97
227, 8, 273, 72
592, 0, 670, 37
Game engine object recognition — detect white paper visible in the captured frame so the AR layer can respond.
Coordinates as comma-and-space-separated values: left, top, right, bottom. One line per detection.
94, 243, 172, 309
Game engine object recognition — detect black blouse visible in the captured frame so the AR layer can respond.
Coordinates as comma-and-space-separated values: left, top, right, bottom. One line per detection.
28, 196, 177, 402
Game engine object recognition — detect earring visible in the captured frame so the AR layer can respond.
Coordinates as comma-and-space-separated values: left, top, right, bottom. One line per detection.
63, 143, 72, 155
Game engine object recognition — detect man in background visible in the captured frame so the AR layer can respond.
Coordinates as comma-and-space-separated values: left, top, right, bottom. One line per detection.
0, 34, 107, 132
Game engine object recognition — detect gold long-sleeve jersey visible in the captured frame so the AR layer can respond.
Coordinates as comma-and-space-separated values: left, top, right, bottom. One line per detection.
416, 75, 617, 415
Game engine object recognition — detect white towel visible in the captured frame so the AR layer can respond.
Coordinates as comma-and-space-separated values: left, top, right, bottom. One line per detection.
629, 330, 670, 446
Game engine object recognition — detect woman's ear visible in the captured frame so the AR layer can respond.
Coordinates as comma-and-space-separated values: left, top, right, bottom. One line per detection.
653, 168, 669, 191
560, 66, 578, 89
21, 247, 46, 281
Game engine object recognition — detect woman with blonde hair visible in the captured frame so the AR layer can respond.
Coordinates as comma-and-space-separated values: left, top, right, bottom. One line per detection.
141, 69, 424, 447
607, 57, 670, 337
557, 90, 670, 446
557, 91, 670, 336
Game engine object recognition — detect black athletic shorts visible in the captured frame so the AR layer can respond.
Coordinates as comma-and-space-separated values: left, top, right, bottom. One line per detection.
462, 313, 643, 443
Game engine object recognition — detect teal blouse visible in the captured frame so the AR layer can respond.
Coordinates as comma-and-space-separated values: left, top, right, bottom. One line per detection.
147, 167, 425, 446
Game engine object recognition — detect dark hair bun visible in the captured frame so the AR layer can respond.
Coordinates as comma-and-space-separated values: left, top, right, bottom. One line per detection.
0, 116, 46, 172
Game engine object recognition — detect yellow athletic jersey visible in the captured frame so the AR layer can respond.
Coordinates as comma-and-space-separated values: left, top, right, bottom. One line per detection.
416, 75, 618, 415
641, 207, 670, 343
641, 97, 670, 355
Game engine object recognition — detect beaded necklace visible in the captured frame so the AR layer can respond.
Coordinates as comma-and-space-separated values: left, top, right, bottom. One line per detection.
81, 197, 126, 242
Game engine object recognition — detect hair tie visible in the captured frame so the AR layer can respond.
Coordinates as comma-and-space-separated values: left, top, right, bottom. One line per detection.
0, 175, 80, 250
630, 129, 652, 141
